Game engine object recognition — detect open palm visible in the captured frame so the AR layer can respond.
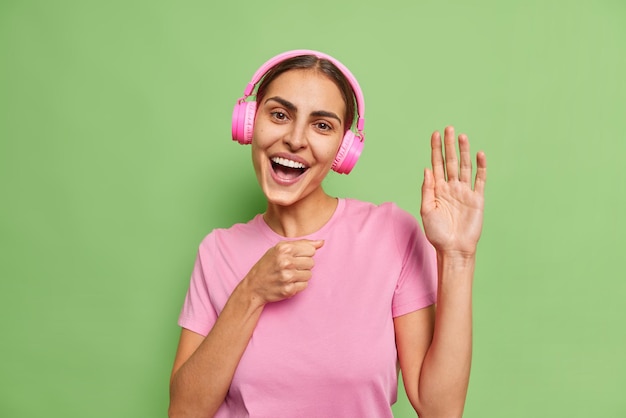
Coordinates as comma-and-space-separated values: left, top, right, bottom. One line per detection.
421, 126, 487, 257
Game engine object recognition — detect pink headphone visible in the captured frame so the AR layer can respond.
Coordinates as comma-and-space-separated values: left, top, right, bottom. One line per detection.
232, 50, 366, 174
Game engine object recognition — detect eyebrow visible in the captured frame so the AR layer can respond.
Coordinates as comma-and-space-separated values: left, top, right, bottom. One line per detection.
264, 96, 343, 125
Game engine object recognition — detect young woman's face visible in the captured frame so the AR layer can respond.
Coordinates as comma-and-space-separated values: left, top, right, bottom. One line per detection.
251, 69, 346, 207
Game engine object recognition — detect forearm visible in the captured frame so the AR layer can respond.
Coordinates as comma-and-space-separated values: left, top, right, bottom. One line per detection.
417, 253, 475, 417
169, 280, 264, 418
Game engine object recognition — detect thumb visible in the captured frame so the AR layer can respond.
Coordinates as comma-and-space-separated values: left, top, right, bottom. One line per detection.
309, 239, 325, 250
421, 168, 435, 214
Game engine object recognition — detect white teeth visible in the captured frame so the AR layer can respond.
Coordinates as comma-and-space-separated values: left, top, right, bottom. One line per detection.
271, 157, 306, 169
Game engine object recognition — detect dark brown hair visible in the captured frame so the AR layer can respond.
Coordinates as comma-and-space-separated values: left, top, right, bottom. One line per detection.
254, 55, 356, 132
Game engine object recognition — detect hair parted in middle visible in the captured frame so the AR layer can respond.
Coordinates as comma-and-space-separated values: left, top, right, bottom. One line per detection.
254, 54, 357, 133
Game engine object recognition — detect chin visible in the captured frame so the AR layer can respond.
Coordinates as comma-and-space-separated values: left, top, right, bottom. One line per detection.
261, 185, 306, 208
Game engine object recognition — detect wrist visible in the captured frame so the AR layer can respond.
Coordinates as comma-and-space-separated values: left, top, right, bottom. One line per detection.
234, 276, 267, 312
436, 252, 477, 281
437, 250, 476, 264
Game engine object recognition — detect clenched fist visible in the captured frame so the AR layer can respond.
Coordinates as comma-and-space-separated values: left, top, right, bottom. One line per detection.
243, 239, 324, 305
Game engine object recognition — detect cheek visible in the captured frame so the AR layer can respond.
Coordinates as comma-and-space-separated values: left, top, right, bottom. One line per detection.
312, 141, 341, 173
250, 126, 273, 156
250, 142, 265, 172
251, 117, 282, 149
326, 136, 344, 161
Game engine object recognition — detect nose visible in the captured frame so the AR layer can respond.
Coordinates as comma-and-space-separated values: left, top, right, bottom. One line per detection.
283, 123, 308, 151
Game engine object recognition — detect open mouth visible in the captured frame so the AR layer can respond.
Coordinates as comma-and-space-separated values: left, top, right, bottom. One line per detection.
271, 157, 308, 180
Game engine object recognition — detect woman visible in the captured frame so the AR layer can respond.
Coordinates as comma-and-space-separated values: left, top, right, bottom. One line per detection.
169, 50, 487, 418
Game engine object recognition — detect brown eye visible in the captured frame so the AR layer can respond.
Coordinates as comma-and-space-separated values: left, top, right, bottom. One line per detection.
316, 122, 332, 131
271, 111, 288, 121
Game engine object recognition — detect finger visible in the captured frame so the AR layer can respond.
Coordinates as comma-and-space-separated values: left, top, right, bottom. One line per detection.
474, 151, 487, 194
276, 240, 319, 258
430, 131, 445, 181
290, 239, 324, 257
420, 168, 435, 216
444, 126, 459, 181
285, 280, 309, 297
458, 134, 472, 184
278, 264, 313, 285
292, 256, 315, 271
309, 239, 324, 250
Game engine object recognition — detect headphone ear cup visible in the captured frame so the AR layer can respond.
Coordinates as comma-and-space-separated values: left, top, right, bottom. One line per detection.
332, 130, 364, 174
231, 101, 257, 144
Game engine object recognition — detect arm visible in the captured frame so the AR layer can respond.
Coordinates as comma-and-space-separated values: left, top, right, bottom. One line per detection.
395, 256, 475, 417
168, 239, 324, 418
395, 126, 487, 417
168, 281, 264, 418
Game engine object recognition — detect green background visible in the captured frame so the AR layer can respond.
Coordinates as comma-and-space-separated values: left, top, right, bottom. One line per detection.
1, 0, 625, 416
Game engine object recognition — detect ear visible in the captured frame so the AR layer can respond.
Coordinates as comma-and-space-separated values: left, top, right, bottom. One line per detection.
232, 101, 257, 144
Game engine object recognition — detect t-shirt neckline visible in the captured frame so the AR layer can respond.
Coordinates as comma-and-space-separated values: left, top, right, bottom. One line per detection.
255, 198, 346, 241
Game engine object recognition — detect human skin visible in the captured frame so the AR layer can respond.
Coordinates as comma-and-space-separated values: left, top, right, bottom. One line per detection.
168, 67, 487, 417
168, 69, 347, 417
250, 69, 347, 237
395, 127, 487, 417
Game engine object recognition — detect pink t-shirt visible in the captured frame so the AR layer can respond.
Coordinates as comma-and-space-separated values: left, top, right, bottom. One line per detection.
179, 198, 437, 417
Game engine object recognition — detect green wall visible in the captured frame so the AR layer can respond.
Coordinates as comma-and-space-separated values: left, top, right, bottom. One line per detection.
1, 1, 625, 416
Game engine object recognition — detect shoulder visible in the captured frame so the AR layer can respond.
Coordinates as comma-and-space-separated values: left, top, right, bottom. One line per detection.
342, 198, 419, 229
342, 198, 427, 253
197, 214, 266, 255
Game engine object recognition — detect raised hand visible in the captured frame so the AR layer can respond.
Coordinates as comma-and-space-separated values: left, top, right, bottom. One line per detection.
420, 126, 487, 257
244, 239, 324, 305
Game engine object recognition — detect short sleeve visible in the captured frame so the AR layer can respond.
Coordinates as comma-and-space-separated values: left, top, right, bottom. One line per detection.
391, 205, 437, 317
177, 239, 218, 336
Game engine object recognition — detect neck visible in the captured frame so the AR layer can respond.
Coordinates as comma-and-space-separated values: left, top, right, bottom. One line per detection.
264, 190, 338, 238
